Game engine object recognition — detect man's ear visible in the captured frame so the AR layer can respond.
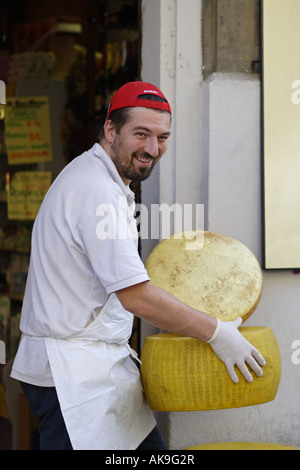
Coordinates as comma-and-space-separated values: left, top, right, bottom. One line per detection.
104, 120, 116, 144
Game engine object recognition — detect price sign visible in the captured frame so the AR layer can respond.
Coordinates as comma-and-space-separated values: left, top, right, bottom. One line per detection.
5, 96, 52, 165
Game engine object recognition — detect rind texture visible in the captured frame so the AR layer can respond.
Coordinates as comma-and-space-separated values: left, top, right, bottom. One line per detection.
185, 442, 299, 450
140, 327, 281, 412
145, 231, 263, 322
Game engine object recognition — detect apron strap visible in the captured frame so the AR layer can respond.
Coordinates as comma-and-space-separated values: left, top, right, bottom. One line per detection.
125, 343, 142, 364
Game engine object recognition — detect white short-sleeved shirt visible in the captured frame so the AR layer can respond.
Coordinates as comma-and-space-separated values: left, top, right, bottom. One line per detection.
11, 143, 150, 386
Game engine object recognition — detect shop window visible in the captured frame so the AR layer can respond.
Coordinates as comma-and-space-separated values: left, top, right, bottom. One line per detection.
0, 1, 140, 448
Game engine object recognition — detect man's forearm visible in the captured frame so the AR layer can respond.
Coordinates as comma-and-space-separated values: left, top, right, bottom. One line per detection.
116, 281, 218, 342
116, 280, 266, 383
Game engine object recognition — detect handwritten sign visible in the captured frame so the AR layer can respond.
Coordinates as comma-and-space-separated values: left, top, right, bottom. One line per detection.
5, 96, 52, 165
7, 171, 51, 220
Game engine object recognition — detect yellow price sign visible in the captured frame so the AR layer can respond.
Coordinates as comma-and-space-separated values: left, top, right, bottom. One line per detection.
7, 171, 52, 220
5, 96, 52, 165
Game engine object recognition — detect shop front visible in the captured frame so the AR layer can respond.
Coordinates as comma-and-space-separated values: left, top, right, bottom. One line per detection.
0, 0, 142, 450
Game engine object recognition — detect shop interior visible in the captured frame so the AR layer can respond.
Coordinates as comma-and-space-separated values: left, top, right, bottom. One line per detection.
0, 0, 140, 450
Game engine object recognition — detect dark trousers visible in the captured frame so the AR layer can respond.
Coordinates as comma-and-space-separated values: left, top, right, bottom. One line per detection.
20, 382, 168, 450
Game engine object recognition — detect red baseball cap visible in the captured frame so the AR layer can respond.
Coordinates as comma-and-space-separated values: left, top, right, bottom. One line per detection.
107, 81, 171, 117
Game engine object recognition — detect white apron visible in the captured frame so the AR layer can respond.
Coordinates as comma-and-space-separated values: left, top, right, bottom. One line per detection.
45, 293, 156, 450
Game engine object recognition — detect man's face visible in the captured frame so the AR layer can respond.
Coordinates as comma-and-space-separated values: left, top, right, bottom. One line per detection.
107, 107, 171, 185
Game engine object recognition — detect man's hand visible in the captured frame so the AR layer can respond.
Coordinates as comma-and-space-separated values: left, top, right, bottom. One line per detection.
207, 317, 266, 383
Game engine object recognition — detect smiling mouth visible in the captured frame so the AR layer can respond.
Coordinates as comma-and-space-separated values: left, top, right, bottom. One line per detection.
134, 154, 154, 164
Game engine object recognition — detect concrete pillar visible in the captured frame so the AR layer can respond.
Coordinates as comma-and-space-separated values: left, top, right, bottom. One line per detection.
140, 0, 203, 259
203, 0, 260, 76
140, 0, 203, 445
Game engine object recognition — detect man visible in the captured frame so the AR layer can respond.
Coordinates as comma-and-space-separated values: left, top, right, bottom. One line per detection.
11, 81, 266, 450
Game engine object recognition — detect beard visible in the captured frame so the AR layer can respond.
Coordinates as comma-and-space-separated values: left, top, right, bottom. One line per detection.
111, 140, 158, 182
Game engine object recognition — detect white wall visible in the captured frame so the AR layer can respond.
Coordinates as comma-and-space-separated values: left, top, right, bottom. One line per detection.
141, 1, 300, 450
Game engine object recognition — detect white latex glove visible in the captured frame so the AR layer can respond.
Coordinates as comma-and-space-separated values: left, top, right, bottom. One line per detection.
207, 317, 266, 383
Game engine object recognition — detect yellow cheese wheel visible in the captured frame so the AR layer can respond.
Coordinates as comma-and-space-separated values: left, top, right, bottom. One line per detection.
145, 231, 263, 322
140, 327, 281, 412
185, 442, 299, 450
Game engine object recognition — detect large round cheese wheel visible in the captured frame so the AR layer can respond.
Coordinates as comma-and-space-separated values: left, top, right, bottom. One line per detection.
145, 231, 263, 322
140, 327, 281, 412
185, 442, 299, 450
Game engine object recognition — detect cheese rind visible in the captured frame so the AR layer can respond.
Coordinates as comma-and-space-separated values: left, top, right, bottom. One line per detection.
145, 231, 263, 322
185, 442, 299, 450
140, 327, 281, 412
